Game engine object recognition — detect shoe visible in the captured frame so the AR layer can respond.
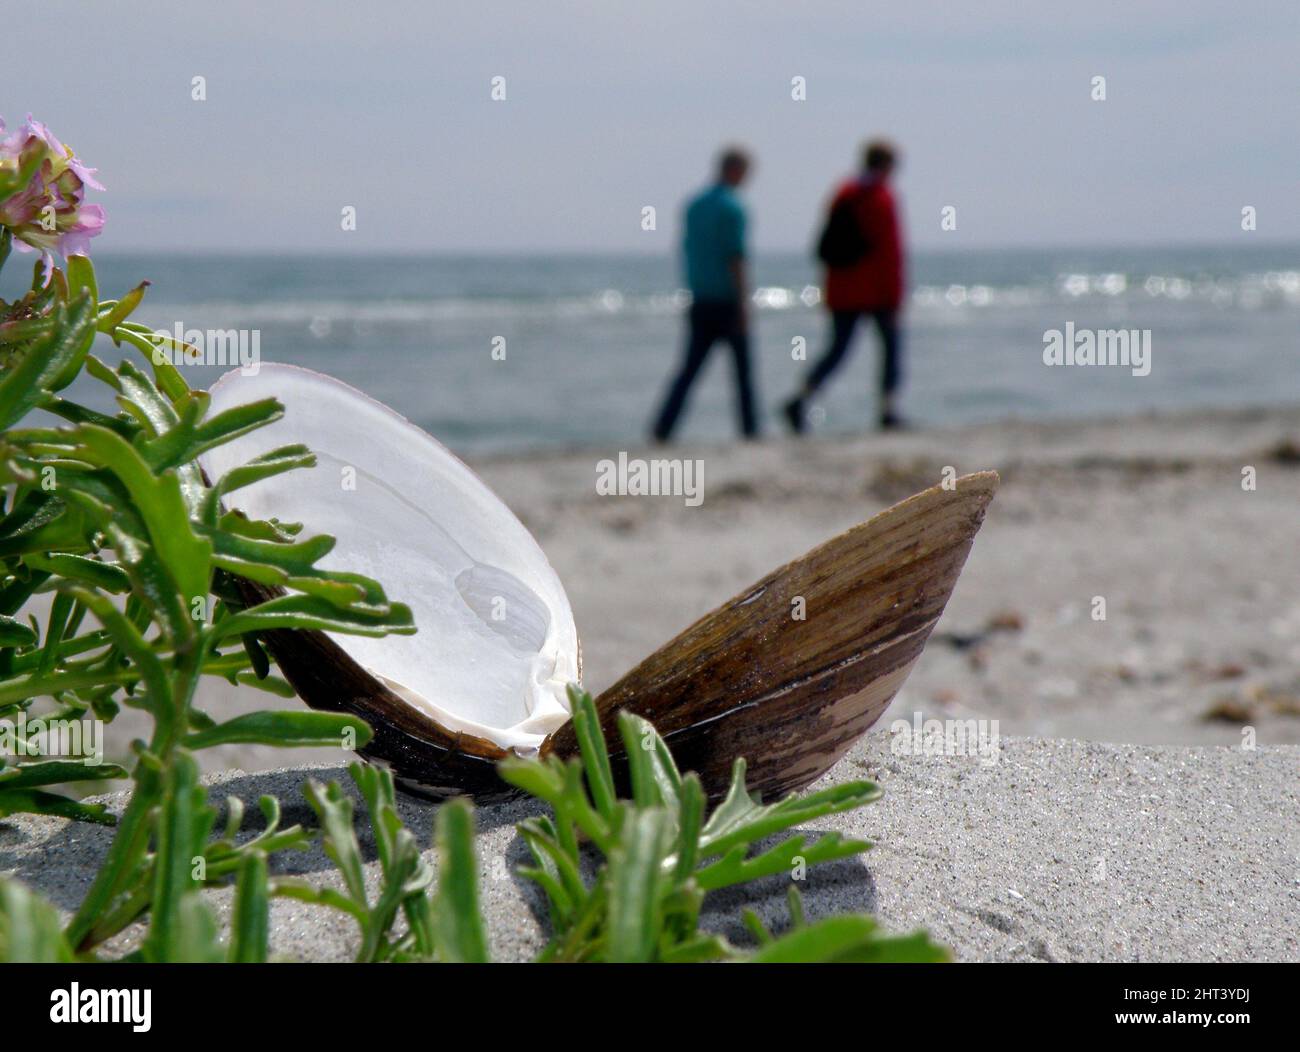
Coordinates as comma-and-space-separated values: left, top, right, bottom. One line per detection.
879, 411, 908, 431
782, 397, 807, 435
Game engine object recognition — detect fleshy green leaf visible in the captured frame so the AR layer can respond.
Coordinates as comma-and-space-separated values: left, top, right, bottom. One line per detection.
212, 592, 414, 642
142, 751, 213, 962
69, 425, 213, 609
95, 280, 149, 335
228, 850, 270, 963
0, 614, 36, 647
432, 798, 489, 963
0, 788, 116, 826
0, 761, 128, 789
65, 255, 98, 306
0, 880, 75, 962
0, 292, 95, 428
24, 552, 131, 594
699, 763, 882, 859
303, 779, 366, 904
183, 710, 372, 751
695, 831, 873, 891
749, 915, 951, 963
568, 685, 616, 821
606, 807, 672, 962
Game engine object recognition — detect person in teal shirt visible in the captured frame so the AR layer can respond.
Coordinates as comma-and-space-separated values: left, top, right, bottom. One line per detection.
652, 147, 758, 441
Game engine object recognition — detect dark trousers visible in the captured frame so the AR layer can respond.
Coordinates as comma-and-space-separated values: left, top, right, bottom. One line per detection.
805, 308, 902, 397
652, 300, 758, 440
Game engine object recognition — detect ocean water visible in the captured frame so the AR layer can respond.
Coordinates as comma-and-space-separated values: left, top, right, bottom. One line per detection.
41, 245, 1300, 453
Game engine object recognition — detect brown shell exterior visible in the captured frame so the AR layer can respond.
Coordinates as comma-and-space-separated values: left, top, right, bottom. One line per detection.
546, 470, 998, 801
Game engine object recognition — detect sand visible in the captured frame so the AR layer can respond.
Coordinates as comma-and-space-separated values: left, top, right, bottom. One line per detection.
5, 405, 1298, 961
3, 736, 1296, 962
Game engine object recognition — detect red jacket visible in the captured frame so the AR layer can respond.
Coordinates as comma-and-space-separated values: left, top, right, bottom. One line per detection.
823, 177, 905, 312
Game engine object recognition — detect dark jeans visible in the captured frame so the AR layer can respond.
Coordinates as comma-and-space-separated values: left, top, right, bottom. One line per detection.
805, 308, 902, 397
652, 300, 758, 440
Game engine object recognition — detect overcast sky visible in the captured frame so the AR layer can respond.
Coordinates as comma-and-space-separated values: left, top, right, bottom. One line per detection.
9, 1, 1299, 253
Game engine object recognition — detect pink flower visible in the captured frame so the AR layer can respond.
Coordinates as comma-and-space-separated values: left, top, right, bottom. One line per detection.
0, 114, 105, 277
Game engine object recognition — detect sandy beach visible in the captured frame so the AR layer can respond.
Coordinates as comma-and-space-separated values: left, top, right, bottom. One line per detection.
15, 403, 1295, 963
6, 736, 1295, 962
174, 402, 1300, 777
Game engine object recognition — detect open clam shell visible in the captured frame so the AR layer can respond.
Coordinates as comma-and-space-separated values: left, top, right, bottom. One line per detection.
204, 365, 996, 802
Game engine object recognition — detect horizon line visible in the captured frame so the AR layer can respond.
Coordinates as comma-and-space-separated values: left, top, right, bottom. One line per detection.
84, 237, 1300, 260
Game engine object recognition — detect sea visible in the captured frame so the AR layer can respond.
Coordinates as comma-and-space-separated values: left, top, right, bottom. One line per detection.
30, 244, 1300, 454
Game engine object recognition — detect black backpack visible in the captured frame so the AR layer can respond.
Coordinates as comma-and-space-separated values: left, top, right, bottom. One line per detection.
815, 189, 871, 267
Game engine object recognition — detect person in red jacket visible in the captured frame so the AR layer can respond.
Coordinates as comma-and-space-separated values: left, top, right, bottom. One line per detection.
784, 140, 907, 432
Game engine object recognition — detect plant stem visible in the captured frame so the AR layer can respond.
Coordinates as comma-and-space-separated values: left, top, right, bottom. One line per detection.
0, 666, 139, 706
65, 771, 157, 950
65, 626, 209, 952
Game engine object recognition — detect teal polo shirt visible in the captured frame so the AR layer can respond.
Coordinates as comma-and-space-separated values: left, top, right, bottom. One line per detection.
682, 183, 747, 303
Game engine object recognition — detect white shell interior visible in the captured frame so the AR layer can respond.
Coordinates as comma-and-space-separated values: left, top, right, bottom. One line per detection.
201, 363, 579, 752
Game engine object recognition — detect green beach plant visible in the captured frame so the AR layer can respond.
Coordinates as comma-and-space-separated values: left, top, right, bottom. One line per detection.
0, 116, 945, 964
0, 235, 415, 956
495, 686, 947, 962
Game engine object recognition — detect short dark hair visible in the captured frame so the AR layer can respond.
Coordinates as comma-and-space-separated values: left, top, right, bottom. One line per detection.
718, 146, 750, 176
863, 139, 897, 172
